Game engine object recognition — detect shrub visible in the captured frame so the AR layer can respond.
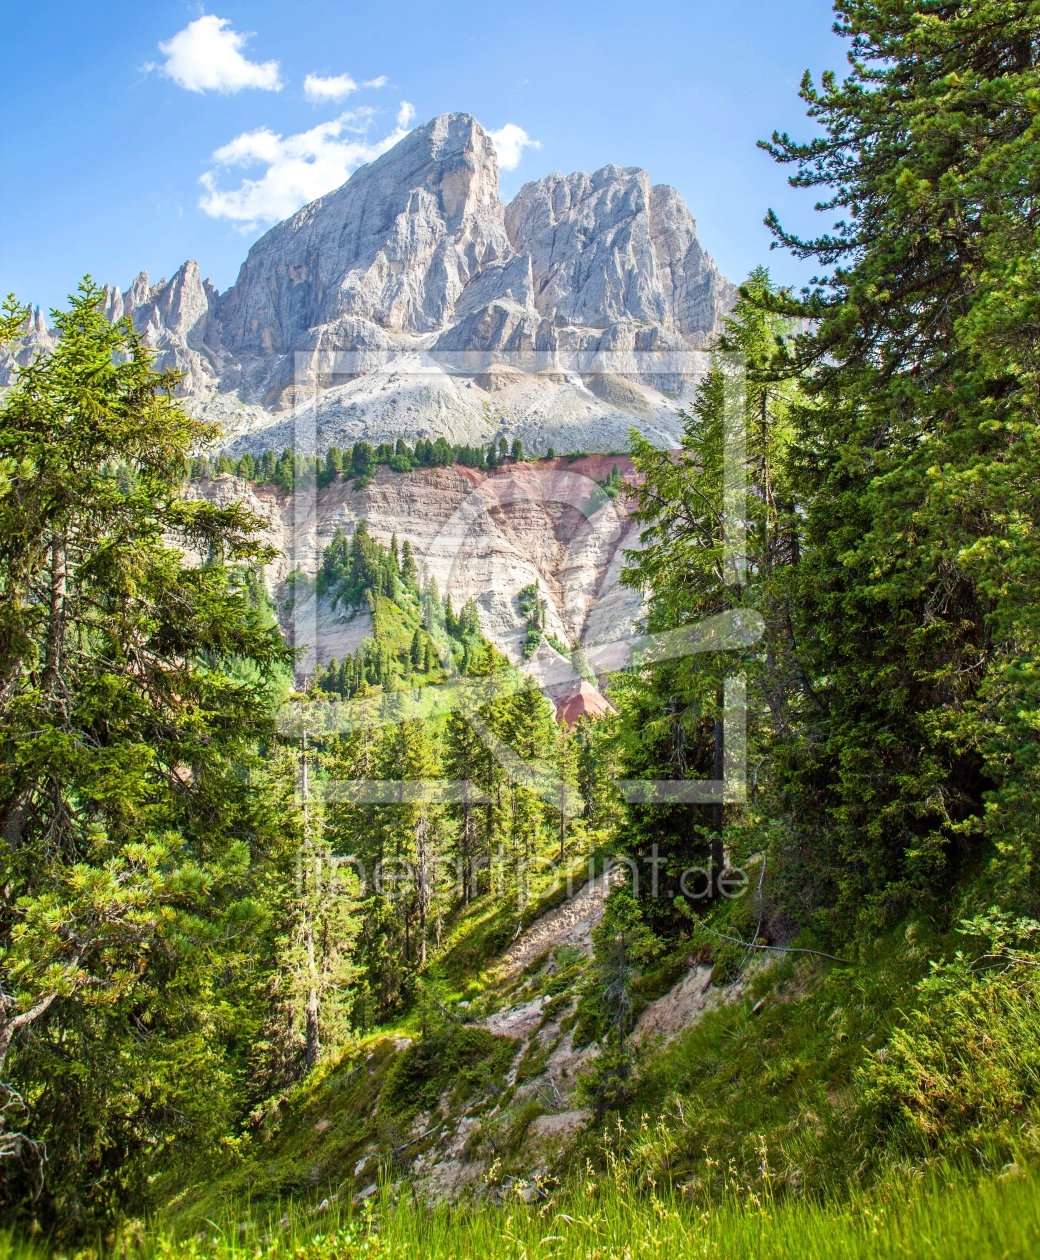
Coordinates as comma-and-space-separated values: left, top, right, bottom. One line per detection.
860, 912, 1040, 1158
381, 1027, 516, 1118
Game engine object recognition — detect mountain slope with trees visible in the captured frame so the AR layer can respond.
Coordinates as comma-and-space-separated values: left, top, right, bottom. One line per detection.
3, 0, 1040, 1252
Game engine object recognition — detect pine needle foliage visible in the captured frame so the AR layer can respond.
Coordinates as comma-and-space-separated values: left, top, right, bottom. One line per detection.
0, 282, 298, 1230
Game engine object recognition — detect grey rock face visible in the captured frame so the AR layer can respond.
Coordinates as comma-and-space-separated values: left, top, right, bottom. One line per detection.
203, 112, 733, 422
6, 113, 733, 451
218, 113, 509, 356
105, 261, 221, 396
503, 165, 734, 347
648, 182, 735, 344
0, 306, 57, 385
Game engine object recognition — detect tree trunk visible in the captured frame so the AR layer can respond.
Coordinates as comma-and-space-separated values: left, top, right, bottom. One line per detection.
461, 802, 471, 905
3, 541, 68, 850
304, 921, 320, 1070
416, 810, 430, 967
0, 993, 56, 1079
42, 537, 67, 701
710, 709, 725, 899
1, 792, 31, 850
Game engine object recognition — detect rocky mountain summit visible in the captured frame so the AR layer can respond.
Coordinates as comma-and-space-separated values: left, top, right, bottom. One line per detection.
0, 306, 57, 380
61, 112, 733, 456
1, 113, 731, 672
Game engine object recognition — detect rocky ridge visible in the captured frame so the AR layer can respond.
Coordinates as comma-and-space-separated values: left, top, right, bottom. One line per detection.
5, 113, 734, 456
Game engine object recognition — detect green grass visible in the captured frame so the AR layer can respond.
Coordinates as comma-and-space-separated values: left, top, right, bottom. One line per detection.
144, 846, 609, 1230
14, 909, 1040, 1256
380, 1025, 516, 1119
153, 1034, 406, 1225
75, 1164, 1040, 1259
0, 1234, 41, 1260
589, 923, 947, 1199
146, 910, 1040, 1255
150, 913, 970, 1237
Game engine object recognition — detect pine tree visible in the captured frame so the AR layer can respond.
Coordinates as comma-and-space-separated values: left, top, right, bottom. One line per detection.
289, 735, 362, 1072
0, 283, 297, 1225
756, 0, 1040, 926
497, 679, 556, 894
400, 538, 418, 586
379, 720, 442, 967
553, 722, 580, 862
574, 713, 619, 829
618, 270, 802, 918
445, 708, 497, 902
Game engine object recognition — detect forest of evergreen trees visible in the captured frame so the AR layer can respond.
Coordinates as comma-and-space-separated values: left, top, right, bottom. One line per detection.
188, 434, 528, 493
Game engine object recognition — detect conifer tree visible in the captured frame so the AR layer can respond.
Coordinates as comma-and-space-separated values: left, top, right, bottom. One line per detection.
378, 719, 442, 967
287, 737, 362, 1072
400, 538, 418, 586
617, 270, 800, 916
444, 707, 497, 902
756, 0, 1040, 926
553, 722, 580, 862
0, 283, 296, 1224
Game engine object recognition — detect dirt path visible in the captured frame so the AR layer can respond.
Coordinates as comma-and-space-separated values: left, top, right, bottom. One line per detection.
498, 874, 610, 976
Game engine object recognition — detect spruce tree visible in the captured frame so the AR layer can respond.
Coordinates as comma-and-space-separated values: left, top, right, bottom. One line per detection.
0, 283, 296, 1225
618, 271, 800, 919
758, 0, 1040, 926
378, 719, 442, 967
445, 708, 497, 902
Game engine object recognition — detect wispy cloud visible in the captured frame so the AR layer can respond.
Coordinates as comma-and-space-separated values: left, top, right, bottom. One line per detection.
154, 15, 281, 94
199, 102, 416, 229
488, 123, 540, 171
304, 72, 389, 102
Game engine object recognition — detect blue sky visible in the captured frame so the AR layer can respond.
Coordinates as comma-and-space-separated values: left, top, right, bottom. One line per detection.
1, 1, 845, 317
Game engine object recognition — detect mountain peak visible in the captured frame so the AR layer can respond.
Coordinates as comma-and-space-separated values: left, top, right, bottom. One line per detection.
215, 111, 509, 364
93, 113, 734, 444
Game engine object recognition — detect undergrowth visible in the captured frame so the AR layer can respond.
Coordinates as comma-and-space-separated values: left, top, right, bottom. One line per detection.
48, 1163, 1040, 1260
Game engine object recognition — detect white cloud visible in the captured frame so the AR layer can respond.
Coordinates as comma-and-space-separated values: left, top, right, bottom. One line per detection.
488, 123, 540, 171
157, 15, 281, 94
304, 72, 389, 102
199, 102, 416, 229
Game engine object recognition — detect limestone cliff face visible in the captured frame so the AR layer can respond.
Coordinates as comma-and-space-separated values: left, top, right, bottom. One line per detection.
0, 306, 57, 386
210, 115, 731, 373
219, 114, 508, 358
648, 182, 735, 343
213, 114, 512, 409
503, 165, 732, 348
103, 261, 221, 397
201, 115, 732, 450
189, 455, 645, 677
7, 112, 733, 454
